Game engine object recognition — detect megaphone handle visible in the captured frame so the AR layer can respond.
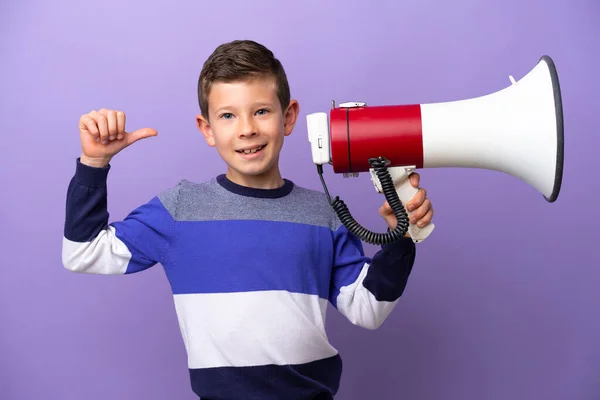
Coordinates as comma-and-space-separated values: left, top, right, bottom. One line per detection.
371, 166, 435, 243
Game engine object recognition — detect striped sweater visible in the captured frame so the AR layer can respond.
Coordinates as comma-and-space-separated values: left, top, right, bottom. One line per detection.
62, 158, 417, 399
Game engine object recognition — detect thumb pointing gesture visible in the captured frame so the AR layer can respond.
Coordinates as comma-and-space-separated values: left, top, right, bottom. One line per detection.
79, 109, 158, 166
125, 127, 158, 146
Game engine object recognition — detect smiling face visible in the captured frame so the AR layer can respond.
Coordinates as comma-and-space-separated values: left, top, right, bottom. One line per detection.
196, 75, 299, 189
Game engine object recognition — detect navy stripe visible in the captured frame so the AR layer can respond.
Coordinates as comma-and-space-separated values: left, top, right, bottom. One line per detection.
190, 354, 341, 400
163, 220, 334, 298
362, 238, 417, 301
64, 159, 111, 242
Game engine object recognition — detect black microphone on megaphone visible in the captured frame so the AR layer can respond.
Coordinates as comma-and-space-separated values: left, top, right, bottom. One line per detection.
307, 55, 564, 245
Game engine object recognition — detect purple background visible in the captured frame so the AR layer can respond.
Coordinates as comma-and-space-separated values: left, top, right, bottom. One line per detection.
1, 0, 599, 399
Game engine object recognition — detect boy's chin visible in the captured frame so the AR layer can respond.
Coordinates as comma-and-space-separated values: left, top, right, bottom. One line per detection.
236, 168, 270, 178
228, 165, 278, 180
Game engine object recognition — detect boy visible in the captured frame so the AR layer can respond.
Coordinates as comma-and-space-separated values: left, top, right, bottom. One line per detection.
62, 40, 434, 400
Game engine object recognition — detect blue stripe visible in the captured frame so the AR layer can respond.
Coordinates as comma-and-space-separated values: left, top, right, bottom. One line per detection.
163, 220, 334, 298
328, 226, 370, 308
110, 196, 175, 273
190, 354, 340, 399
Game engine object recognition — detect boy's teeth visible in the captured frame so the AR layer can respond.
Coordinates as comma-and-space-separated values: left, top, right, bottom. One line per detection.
242, 146, 263, 154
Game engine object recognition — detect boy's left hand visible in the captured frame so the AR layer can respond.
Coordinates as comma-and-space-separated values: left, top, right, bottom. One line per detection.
378, 172, 433, 233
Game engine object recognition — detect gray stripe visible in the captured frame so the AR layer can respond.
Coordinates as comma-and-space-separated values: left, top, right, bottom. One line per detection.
158, 179, 342, 230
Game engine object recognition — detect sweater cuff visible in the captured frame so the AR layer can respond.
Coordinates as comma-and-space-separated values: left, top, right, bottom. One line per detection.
74, 158, 111, 188
382, 235, 416, 254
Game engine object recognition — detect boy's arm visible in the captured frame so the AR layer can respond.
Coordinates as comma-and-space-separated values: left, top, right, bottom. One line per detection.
62, 158, 175, 274
329, 225, 416, 330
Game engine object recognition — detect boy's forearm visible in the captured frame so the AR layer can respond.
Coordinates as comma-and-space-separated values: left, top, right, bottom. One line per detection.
62, 158, 174, 275
333, 236, 416, 330
64, 158, 111, 241
363, 237, 416, 301
62, 158, 118, 274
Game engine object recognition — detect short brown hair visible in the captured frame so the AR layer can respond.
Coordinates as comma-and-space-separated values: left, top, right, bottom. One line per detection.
197, 40, 291, 118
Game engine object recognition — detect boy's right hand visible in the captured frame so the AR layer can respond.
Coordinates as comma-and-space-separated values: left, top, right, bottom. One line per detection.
79, 108, 158, 168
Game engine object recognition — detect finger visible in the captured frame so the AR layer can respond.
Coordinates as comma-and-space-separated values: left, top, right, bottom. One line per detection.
126, 128, 158, 145
91, 111, 109, 144
381, 201, 391, 212
80, 114, 100, 141
409, 172, 420, 188
417, 208, 434, 228
407, 187, 426, 211
379, 201, 392, 217
116, 111, 126, 140
107, 110, 118, 140
410, 198, 431, 224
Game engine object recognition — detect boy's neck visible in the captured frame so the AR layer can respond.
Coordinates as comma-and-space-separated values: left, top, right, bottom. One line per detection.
226, 168, 285, 190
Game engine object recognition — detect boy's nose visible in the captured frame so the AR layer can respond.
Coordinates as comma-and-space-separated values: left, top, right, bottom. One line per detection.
239, 130, 257, 137
239, 117, 257, 137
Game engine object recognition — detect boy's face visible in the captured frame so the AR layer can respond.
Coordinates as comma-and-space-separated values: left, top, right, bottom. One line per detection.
196, 76, 299, 188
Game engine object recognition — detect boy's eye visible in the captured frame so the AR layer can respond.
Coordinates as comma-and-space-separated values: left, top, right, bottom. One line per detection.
256, 109, 269, 116
220, 113, 234, 119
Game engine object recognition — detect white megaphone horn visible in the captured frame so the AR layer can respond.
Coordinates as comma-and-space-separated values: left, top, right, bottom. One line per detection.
307, 55, 564, 245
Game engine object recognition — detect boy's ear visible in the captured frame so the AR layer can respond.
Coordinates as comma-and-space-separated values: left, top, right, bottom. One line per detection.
196, 114, 215, 147
283, 100, 300, 137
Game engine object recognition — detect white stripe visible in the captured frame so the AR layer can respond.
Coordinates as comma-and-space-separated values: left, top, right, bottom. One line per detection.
336, 263, 399, 330
173, 290, 338, 369
62, 226, 131, 275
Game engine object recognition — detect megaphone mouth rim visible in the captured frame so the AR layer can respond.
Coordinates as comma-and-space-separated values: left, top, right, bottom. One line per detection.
540, 55, 564, 203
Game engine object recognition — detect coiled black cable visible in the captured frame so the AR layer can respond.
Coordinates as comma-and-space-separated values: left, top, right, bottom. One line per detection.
317, 157, 410, 245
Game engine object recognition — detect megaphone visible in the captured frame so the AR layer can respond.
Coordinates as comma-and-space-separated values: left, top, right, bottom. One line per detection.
307, 55, 564, 245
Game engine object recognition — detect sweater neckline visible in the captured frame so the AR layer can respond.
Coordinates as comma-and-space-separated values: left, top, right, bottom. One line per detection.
216, 174, 294, 199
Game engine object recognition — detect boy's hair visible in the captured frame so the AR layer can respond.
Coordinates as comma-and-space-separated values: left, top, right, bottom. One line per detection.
197, 40, 291, 119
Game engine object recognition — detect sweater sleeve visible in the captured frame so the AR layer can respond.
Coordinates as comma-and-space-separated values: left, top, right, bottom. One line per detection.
61, 159, 176, 275
328, 225, 416, 329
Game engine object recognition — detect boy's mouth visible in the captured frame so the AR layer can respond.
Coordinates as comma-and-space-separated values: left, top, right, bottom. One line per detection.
236, 144, 266, 155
